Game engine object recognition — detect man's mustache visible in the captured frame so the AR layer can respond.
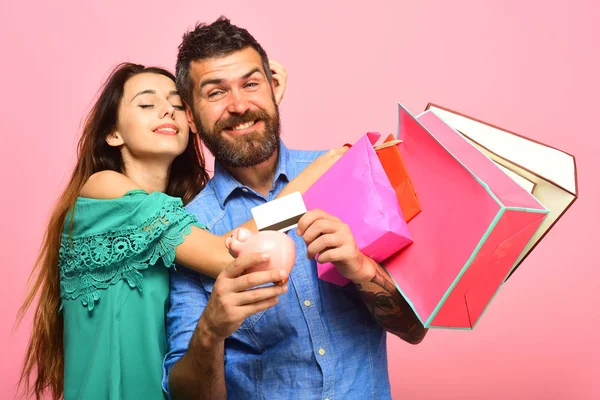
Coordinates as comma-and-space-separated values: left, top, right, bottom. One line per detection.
213, 110, 271, 133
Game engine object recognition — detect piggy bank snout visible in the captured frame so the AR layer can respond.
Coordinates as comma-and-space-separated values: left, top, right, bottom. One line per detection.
239, 231, 296, 284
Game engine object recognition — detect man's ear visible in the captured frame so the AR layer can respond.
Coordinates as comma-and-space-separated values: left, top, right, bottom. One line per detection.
106, 130, 124, 147
186, 105, 198, 134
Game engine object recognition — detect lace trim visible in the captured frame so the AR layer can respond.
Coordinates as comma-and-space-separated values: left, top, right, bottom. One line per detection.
59, 200, 198, 311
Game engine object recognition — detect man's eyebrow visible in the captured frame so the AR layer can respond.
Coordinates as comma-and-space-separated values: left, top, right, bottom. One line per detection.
242, 67, 263, 80
199, 78, 223, 90
199, 68, 264, 90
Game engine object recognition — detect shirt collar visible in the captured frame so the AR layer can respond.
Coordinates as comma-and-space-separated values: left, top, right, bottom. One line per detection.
211, 141, 295, 208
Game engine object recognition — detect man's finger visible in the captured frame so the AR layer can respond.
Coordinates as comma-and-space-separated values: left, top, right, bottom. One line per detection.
296, 209, 338, 236
302, 218, 339, 246
306, 233, 343, 259
235, 284, 288, 306
239, 296, 280, 317
315, 247, 345, 264
231, 269, 289, 292
221, 252, 270, 279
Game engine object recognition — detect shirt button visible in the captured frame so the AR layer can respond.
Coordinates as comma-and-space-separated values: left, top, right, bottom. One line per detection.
304, 300, 311, 307
318, 348, 325, 356
241, 188, 249, 193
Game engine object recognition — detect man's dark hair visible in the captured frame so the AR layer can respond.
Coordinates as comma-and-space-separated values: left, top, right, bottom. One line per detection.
176, 16, 272, 108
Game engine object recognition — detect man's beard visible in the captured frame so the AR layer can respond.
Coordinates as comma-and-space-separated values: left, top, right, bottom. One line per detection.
196, 107, 281, 168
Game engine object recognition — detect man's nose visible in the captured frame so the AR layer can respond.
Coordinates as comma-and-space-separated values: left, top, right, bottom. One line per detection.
226, 89, 251, 115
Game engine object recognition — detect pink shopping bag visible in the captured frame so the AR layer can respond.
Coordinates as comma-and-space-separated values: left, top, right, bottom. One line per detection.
383, 103, 549, 329
303, 132, 414, 286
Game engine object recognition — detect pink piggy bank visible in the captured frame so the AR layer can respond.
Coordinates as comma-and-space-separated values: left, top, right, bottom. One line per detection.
231, 230, 296, 285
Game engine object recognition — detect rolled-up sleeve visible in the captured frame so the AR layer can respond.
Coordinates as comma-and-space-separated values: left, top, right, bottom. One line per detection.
162, 265, 210, 396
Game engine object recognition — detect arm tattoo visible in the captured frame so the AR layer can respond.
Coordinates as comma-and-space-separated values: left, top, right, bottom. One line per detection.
355, 266, 427, 344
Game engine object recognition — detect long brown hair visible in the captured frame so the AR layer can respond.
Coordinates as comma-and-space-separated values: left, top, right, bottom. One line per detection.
15, 63, 209, 399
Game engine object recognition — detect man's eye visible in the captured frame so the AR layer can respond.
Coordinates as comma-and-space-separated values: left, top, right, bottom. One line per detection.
208, 91, 224, 98
245, 82, 258, 88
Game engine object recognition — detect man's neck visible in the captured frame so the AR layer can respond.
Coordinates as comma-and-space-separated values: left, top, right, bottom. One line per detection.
224, 149, 279, 197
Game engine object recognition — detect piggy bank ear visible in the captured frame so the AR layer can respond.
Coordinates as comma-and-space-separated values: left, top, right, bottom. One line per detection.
226, 227, 252, 257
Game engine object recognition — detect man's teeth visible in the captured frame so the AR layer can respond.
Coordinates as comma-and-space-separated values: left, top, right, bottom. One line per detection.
231, 121, 255, 131
155, 128, 177, 133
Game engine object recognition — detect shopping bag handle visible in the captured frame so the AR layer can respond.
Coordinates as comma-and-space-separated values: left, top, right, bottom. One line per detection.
373, 140, 402, 150
343, 139, 403, 150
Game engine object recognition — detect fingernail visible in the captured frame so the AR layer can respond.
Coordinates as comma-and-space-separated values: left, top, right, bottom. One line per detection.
279, 269, 287, 278
261, 253, 270, 260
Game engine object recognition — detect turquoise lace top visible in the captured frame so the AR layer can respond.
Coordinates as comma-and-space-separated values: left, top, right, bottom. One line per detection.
59, 189, 202, 400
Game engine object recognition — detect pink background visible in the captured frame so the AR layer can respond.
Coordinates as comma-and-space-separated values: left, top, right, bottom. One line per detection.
2, 0, 598, 399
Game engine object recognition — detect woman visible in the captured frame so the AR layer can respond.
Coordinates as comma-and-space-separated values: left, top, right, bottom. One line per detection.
17, 62, 344, 400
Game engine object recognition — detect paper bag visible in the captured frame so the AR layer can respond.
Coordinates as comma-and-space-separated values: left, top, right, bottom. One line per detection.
423, 104, 578, 281
383, 103, 550, 329
376, 134, 422, 222
303, 132, 413, 286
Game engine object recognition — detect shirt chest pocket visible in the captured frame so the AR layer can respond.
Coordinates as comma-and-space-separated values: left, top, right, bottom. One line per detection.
199, 276, 267, 330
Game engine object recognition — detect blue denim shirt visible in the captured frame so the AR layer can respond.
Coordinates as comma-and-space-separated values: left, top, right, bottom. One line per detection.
162, 142, 391, 400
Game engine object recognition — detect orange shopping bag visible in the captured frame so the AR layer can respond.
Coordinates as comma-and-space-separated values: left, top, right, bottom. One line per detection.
375, 134, 422, 222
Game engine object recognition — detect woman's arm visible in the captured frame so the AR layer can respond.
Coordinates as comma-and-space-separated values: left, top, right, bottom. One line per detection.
220, 146, 348, 235
80, 148, 346, 278
176, 147, 349, 277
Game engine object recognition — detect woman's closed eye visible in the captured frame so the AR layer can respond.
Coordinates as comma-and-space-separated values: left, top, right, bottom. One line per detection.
139, 104, 185, 110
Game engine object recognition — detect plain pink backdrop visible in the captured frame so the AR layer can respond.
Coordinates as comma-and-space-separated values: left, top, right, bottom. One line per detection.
2, 1, 598, 399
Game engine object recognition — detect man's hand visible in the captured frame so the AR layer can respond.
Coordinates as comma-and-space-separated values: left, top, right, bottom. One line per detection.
296, 209, 375, 283
170, 252, 286, 400
201, 251, 289, 343
296, 209, 427, 344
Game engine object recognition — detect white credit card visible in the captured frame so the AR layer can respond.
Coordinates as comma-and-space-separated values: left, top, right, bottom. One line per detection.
251, 191, 307, 232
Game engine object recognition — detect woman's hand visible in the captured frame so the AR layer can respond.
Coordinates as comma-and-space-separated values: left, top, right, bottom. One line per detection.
269, 59, 287, 105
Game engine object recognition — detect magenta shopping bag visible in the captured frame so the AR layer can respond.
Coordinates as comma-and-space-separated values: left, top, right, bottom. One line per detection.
303, 132, 413, 286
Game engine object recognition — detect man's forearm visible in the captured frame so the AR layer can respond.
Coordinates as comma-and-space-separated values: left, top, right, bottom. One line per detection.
353, 257, 428, 344
169, 318, 227, 400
